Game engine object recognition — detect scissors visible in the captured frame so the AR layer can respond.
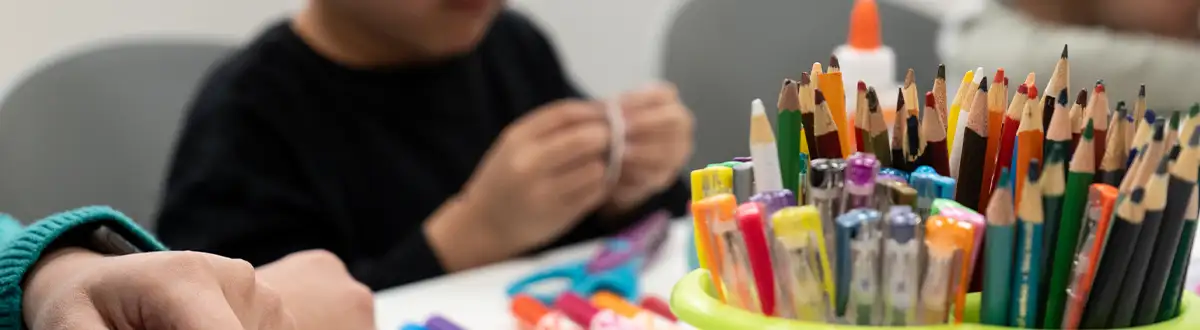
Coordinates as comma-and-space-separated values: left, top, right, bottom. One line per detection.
507, 210, 672, 305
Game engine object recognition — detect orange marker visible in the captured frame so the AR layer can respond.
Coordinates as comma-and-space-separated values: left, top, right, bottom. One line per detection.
511, 294, 582, 330
925, 215, 977, 323
691, 194, 738, 302
592, 291, 679, 329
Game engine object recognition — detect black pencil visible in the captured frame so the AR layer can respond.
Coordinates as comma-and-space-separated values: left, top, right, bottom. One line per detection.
892, 87, 911, 172
1080, 190, 1146, 328
1110, 154, 1171, 328
1133, 132, 1199, 325
955, 80, 989, 209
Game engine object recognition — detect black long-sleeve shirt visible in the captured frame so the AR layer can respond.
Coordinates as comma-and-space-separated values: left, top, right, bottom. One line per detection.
155, 12, 688, 291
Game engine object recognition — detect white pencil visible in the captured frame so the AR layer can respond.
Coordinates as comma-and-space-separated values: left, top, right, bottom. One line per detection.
750, 99, 784, 193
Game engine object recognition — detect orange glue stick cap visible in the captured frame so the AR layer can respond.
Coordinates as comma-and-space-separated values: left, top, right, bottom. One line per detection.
848, 0, 882, 49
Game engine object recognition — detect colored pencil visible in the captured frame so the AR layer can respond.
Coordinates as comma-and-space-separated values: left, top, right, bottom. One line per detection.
1133, 84, 1147, 128
954, 80, 990, 210
814, 91, 844, 160
1043, 120, 1097, 328
799, 73, 820, 160
855, 81, 870, 153
981, 168, 1016, 326
1182, 104, 1200, 146
1127, 125, 1168, 194
1127, 110, 1157, 169
1110, 157, 1171, 328
1035, 141, 1067, 328
1069, 89, 1087, 155
1014, 94, 1047, 208
1061, 184, 1120, 329
918, 92, 951, 176
965, 67, 984, 112
1045, 90, 1072, 179
1158, 185, 1199, 322
867, 88, 892, 167
904, 68, 919, 118
994, 83, 1032, 201
1134, 132, 1199, 326
1042, 45, 1069, 109
950, 75, 987, 179
778, 80, 803, 195
947, 68, 977, 153
1166, 112, 1182, 151
1086, 82, 1110, 168
892, 88, 911, 172
933, 64, 949, 131
1079, 190, 1145, 329
818, 56, 853, 156
1011, 159, 1044, 328
750, 99, 784, 193
906, 111, 921, 167
981, 82, 1025, 210
1099, 106, 1129, 186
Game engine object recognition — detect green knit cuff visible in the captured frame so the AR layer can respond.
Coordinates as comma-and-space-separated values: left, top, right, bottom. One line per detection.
0, 206, 167, 329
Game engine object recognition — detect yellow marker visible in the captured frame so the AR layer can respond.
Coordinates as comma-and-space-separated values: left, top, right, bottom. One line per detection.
946, 69, 976, 152
689, 167, 732, 275
772, 206, 835, 321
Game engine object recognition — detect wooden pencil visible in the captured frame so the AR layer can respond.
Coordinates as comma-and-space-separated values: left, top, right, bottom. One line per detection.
1042, 44, 1069, 108
811, 62, 823, 77
778, 79, 803, 195
750, 99, 784, 193
1069, 89, 1088, 155
854, 81, 869, 153
1087, 82, 1110, 168
906, 108, 921, 167
1035, 141, 1067, 328
814, 91, 844, 160
1011, 159, 1044, 328
1181, 104, 1200, 145
981, 82, 1025, 210
892, 88, 911, 172
1014, 94, 1048, 208
955, 80, 990, 209
1158, 184, 1199, 322
918, 92, 950, 176
1165, 112, 1182, 151
965, 67, 983, 112
904, 68, 919, 118
1133, 84, 1147, 128
799, 73, 820, 160
1133, 132, 1199, 326
1128, 125, 1168, 193
995, 83, 1033, 200
1110, 156, 1170, 328
981, 168, 1015, 326
1080, 189, 1145, 329
1099, 117, 1129, 187
933, 64, 949, 130
1045, 89, 1073, 174
951, 75, 992, 179
948, 68, 978, 153
818, 56, 853, 157
1043, 120, 1097, 328
867, 88, 892, 167
1128, 111, 1158, 169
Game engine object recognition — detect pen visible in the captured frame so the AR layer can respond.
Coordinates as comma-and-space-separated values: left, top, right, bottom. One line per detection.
925, 215, 977, 324
736, 202, 776, 316
732, 162, 755, 203
843, 152, 881, 212
911, 168, 957, 219
1062, 184, 1118, 329
512, 294, 583, 330
712, 198, 760, 312
931, 199, 986, 290
690, 194, 734, 302
918, 239, 960, 325
555, 292, 640, 329
750, 190, 797, 243
771, 206, 834, 321
810, 158, 846, 279
592, 291, 678, 330
884, 206, 921, 326
836, 208, 884, 324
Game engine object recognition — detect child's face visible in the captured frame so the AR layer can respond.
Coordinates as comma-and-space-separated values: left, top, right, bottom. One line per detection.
1095, 0, 1200, 39
329, 0, 505, 58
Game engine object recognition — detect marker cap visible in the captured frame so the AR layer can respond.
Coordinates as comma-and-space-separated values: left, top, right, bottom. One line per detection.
511, 294, 551, 325
592, 291, 641, 318
555, 292, 599, 326
640, 295, 678, 321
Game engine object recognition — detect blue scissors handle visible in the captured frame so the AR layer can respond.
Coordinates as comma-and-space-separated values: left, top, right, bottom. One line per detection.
506, 260, 640, 306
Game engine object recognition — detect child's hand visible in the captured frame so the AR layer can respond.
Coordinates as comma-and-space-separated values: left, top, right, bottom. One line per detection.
22, 248, 296, 330
606, 82, 694, 214
256, 250, 376, 330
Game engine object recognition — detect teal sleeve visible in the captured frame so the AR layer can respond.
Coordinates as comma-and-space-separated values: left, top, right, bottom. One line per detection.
0, 206, 167, 329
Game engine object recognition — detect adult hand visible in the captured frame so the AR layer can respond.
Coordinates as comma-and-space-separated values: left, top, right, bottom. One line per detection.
255, 250, 376, 330
606, 82, 694, 214
22, 247, 294, 330
426, 99, 613, 271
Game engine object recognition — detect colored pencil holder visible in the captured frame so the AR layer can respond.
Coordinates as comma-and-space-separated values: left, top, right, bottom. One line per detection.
670, 269, 1200, 329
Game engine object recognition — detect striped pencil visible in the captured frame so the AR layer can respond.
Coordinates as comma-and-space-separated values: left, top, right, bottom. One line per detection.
947, 68, 977, 153
1086, 82, 1110, 168
818, 56, 853, 156
815, 91, 845, 160
981, 81, 1023, 210
799, 73, 820, 160
918, 92, 950, 176
1069, 89, 1087, 155
778, 80, 803, 195
854, 81, 870, 152
892, 88, 911, 172
954, 80, 990, 212
1014, 94, 1048, 208
866, 88, 892, 167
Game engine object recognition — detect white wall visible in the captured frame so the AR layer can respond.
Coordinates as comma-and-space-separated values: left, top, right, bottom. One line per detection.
0, 0, 687, 99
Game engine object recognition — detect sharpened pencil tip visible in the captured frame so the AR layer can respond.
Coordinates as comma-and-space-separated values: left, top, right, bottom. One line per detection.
979, 78, 989, 92
800, 72, 811, 85
782, 79, 793, 88
1116, 101, 1127, 113
994, 68, 1005, 83
937, 64, 945, 79
1131, 188, 1145, 204
1018, 84, 1029, 94
1083, 119, 1094, 139
1139, 84, 1146, 97
1154, 123, 1166, 141
1095, 81, 1106, 94
751, 99, 766, 116
905, 69, 915, 86
867, 88, 880, 111
1061, 44, 1068, 58
1171, 112, 1182, 129
924, 91, 935, 108
830, 55, 840, 69
1075, 89, 1088, 106
1057, 89, 1069, 106
1191, 103, 1200, 117
858, 80, 867, 92
1028, 159, 1042, 181
1004, 77, 1010, 86
815, 90, 826, 104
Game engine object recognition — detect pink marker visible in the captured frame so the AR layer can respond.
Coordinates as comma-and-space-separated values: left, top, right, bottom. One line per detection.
555, 292, 642, 330
512, 294, 581, 330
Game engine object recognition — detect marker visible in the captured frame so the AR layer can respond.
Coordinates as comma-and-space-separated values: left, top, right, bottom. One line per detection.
911, 168, 956, 219
883, 206, 921, 325
712, 197, 760, 312
843, 152, 882, 213
736, 202, 776, 315
732, 162, 755, 203
690, 194, 736, 302
836, 208, 884, 324
425, 315, 464, 330
918, 238, 959, 325
555, 292, 639, 329
810, 158, 847, 277
1061, 185, 1118, 329
593, 291, 678, 330
925, 215, 977, 324
638, 296, 677, 322
772, 206, 835, 321
512, 294, 582, 330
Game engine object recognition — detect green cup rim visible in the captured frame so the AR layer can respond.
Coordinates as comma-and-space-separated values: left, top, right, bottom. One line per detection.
670, 269, 1200, 329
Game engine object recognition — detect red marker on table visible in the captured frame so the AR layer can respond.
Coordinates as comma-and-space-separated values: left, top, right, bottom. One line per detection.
639, 296, 677, 322
555, 292, 640, 329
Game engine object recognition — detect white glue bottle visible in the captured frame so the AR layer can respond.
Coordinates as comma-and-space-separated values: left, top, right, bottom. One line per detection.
835, 0, 899, 127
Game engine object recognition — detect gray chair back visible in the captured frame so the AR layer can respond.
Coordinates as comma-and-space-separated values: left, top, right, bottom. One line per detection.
663, 0, 940, 169
0, 40, 233, 227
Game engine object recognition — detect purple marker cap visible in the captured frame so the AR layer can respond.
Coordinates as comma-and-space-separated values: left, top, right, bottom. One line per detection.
586, 210, 671, 272
750, 190, 795, 217
844, 152, 880, 195
733, 156, 753, 162
425, 315, 464, 330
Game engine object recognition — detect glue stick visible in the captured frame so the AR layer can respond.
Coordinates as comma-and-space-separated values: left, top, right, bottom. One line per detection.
835, 0, 898, 136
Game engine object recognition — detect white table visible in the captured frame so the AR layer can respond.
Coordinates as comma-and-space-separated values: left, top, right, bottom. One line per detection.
373, 220, 694, 329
